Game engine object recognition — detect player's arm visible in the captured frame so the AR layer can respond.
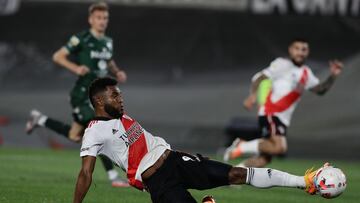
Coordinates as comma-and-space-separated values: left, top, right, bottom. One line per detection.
243, 72, 268, 110
310, 60, 343, 95
52, 47, 89, 76
108, 60, 127, 83
73, 155, 96, 203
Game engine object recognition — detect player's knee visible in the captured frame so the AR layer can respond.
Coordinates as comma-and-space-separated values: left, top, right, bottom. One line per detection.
228, 167, 247, 185
272, 144, 287, 155
259, 155, 272, 166
264, 155, 272, 163
278, 145, 287, 155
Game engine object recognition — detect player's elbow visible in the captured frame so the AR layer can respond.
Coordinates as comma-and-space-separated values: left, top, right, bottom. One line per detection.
52, 49, 67, 64
52, 51, 61, 63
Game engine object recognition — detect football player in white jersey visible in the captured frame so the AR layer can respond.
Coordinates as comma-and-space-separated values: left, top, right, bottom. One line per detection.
73, 77, 329, 203
223, 38, 343, 167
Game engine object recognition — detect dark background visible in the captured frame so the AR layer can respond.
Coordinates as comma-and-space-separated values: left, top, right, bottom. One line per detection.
0, 1, 359, 159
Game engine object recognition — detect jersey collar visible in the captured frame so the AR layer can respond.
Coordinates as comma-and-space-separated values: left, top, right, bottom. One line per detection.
92, 114, 123, 121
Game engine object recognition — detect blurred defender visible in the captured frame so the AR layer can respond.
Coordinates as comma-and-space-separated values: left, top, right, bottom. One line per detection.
25, 2, 128, 187
224, 38, 343, 167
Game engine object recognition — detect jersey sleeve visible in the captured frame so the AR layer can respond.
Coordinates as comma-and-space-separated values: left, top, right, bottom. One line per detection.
80, 128, 103, 157
262, 58, 288, 80
305, 68, 320, 90
64, 34, 82, 54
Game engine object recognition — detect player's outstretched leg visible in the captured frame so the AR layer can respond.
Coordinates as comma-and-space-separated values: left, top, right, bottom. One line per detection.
25, 109, 47, 134
223, 138, 260, 161
224, 135, 286, 167
26, 109, 83, 142
26, 109, 71, 136
229, 163, 330, 195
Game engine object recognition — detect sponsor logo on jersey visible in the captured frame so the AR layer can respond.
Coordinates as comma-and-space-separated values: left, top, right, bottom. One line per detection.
80, 147, 89, 152
112, 129, 119, 134
98, 60, 107, 70
90, 50, 112, 59
118, 122, 143, 147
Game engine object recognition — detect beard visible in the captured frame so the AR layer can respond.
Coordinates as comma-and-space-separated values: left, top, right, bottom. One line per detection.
291, 58, 305, 67
104, 103, 123, 119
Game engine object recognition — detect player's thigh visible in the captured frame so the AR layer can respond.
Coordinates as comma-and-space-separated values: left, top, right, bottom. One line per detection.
175, 152, 231, 190
158, 186, 197, 203
201, 159, 232, 187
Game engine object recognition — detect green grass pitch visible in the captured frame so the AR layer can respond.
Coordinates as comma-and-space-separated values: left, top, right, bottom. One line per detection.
0, 148, 359, 203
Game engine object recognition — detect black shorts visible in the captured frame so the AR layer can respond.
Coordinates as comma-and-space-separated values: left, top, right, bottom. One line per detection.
71, 102, 95, 127
258, 115, 287, 138
143, 151, 232, 203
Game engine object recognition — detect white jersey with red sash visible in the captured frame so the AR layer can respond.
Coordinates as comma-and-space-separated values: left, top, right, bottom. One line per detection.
80, 114, 171, 190
258, 57, 320, 126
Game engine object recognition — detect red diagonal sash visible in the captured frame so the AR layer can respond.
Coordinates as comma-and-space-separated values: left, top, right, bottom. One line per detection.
265, 68, 308, 114
121, 115, 148, 190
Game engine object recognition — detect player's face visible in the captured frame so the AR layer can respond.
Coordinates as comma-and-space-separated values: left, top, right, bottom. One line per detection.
288, 42, 309, 66
103, 86, 124, 118
89, 10, 109, 33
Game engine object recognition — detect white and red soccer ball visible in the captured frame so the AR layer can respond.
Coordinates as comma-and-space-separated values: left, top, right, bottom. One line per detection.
202, 195, 216, 203
315, 166, 347, 199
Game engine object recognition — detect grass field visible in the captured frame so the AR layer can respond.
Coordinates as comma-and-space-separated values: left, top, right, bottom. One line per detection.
0, 148, 359, 203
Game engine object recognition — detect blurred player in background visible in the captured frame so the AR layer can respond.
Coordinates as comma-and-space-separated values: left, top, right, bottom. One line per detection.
224, 38, 343, 167
73, 77, 328, 203
25, 2, 128, 187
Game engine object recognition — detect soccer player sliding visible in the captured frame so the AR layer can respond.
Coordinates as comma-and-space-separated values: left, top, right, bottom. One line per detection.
73, 77, 346, 203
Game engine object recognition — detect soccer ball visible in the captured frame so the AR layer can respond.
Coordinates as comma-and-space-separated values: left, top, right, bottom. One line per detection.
315, 166, 347, 199
202, 195, 216, 203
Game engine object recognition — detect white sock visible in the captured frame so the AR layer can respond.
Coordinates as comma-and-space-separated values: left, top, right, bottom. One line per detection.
239, 139, 259, 154
38, 115, 48, 127
107, 169, 118, 181
246, 167, 305, 189
236, 163, 245, 167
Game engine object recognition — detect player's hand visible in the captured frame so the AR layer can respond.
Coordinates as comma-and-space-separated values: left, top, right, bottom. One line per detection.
329, 60, 343, 77
243, 94, 257, 111
75, 65, 90, 76
115, 70, 127, 83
